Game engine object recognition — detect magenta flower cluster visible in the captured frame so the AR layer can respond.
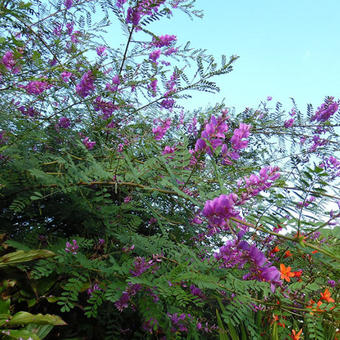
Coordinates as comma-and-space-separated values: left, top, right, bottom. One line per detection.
151, 34, 177, 47
160, 98, 175, 109
18, 106, 38, 118
311, 97, 339, 122
105, 74, 120, 93
168, 313, 192, 333
22, 80, 52, 95
284, 118, 294, 128
152, 118, 172, 140
126, 7, 141, 25
130, 255, 161, 277
2, 51, 20, 74
96, 46, 107, 56
61, 71, 73, 82
214, 239, 281, 292
320, 155, 340, 178
130, 257, 151, 276
190, 284, 205, 299
230, 122, 251, 151
239, 241, 281, 292
87, 283, 101, 296
236, 166, 280, 204
195, 115, 229, 155
65, 239, 79, 254
93, 96, 118, 120
58, 117, 70, 128
76, 70, 95, 98
126, 0, 165, 26
114, 283, 141, 311
148, 79, 158, 96
82, 137, 96, 150
64, 0, 73, 10
149, 49, 161, 63
162, 145, 175, 155
309, 135, 328, 152
202, 193, 241, 233
297, 196, 316, 208
194, 114, 251, 165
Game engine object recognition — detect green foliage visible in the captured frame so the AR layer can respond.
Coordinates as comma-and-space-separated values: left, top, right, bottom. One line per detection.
0, 0, 339, 339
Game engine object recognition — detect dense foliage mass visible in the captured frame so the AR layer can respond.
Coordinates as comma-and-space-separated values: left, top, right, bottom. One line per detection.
0, 0, 339, 339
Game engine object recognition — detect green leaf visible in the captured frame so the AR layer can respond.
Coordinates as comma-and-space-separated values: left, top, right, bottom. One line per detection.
30, 192, 43, 201
8, 312, 66, 326
0, 298, 10, 314
26, 324, 54, 339
0, 329, 40, 340
216, 309, 229, 340
271, 321, 279, 340
0, 250, 55, 268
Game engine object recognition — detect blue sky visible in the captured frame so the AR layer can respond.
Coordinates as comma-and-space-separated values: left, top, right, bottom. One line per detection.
142, 0, 340, 112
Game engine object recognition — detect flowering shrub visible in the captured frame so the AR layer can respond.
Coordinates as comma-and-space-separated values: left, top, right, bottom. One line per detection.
0, 1, 339, 339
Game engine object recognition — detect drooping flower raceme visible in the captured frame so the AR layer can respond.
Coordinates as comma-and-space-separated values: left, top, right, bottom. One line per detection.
126, 6, 141, 25
149, 49, 161, 63
162, 145, 175, 155
2, 51, 21, 74
311, 96, 339, 122
105, 74, 120, 93
126, 0, 166, 26
82, 137, 96, 150
152, 118, 171, 140
66, 22, 74, 35
284, 118, 294, 128
230, 123, 251, 151
151, 34, 177, 47
236, 166, 281, 204
148, 79, 157, 95
130, 257, 152, 277
214, 239, 282, 292
93, 96, 118, 120
22, 80, 52, 95
320, 155, 340, 178
76, 70, 95, 97
114, 283, 142, 311
195, 115, 229, 155
202, 193, 240, 233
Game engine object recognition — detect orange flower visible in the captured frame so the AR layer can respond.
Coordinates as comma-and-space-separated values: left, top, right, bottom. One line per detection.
280, 264, 295, 282
311, 250, 318, 254
316, 300, 325, 312
320, 288, 335, 303
272, 314, 285, 328
306, 299, 315, 308
294, 232, 306, 242
290, 329, 302, 340
293, 270, 302, 278
284, 250, 293, 258
307, 299, 325, 314
272, 246, 280, 253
